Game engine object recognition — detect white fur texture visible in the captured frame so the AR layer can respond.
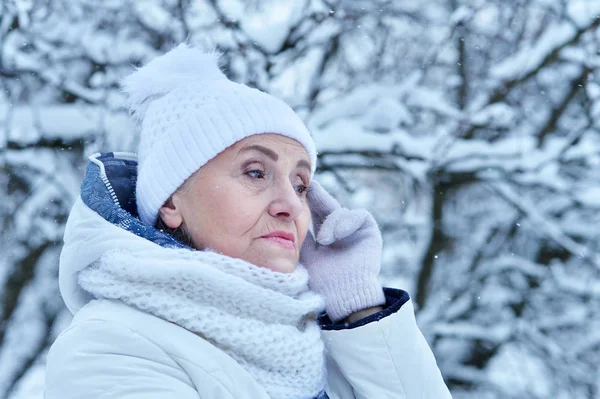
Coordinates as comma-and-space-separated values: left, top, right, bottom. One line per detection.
121, 43, 224, 123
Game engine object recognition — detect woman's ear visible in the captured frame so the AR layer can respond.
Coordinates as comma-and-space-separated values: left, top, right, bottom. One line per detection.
158, 196, 184, 229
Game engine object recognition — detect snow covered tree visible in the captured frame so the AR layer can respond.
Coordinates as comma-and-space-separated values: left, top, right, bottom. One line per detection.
1, 0, 599, 397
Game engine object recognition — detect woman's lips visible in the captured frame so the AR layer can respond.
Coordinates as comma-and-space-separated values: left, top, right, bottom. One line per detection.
261, 231, 295, 250
262, 236, 295, 250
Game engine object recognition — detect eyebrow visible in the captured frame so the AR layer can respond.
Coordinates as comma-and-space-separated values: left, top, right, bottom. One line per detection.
240, 144, 311, 172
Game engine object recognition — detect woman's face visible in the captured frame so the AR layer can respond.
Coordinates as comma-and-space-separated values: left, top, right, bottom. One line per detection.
159, 134, 312, 273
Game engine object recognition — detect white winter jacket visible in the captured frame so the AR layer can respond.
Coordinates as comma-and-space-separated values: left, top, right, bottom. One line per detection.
46, 290, 451, 399
44, 153, 452, 399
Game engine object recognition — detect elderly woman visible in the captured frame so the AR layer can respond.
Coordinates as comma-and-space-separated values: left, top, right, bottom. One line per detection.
44, 44, 451, 399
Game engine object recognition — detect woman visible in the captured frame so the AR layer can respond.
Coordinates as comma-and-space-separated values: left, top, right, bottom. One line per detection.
44, 44, 451, 399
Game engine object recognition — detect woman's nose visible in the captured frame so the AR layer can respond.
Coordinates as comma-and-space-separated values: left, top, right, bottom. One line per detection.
268, 181, 304, 221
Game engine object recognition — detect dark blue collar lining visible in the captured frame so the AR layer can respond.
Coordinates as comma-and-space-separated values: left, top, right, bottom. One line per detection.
80, 152, 191, 250
318, 288, 410, 331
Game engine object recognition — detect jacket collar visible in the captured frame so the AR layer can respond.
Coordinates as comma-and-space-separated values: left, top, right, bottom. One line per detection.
59, 153, 190, 315
82, 152, 189, 250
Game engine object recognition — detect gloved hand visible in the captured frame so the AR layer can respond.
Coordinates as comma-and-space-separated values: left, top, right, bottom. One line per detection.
300, 181, 386, 323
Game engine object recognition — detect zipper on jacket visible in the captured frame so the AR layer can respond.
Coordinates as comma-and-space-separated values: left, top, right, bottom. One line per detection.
89, 152, 137, 207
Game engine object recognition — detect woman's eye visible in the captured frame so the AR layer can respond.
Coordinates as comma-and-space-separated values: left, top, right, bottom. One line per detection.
246, 170, 265, 179
296, 184, 309, 195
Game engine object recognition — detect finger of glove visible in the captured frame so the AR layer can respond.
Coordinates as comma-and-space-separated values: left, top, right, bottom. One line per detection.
308, 181, 342, 231
316, 208, 370, 246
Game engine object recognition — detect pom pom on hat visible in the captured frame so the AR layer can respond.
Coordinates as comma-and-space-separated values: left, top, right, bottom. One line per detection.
121, 44, 225, 124
123, 44, 317, 226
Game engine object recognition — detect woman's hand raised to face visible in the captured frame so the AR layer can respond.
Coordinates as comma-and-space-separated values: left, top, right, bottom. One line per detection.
300, 181, 386, 323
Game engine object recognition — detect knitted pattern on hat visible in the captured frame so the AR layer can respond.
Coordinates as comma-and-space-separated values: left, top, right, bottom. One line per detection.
121, 44, 318, 226
78, 247, 327, 399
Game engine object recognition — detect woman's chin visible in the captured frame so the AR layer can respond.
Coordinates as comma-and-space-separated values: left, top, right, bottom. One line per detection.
246, 240, 298, 273
259, 259, 296, 274
247, 255, 297, 274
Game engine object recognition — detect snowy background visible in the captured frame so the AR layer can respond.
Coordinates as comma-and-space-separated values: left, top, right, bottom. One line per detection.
1, 0, 599, 398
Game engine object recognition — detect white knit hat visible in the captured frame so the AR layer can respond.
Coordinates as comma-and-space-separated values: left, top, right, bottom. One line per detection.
121, 44, 317, 226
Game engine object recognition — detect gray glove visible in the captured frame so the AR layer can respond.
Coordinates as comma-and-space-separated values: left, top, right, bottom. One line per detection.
300, 181, 386, 322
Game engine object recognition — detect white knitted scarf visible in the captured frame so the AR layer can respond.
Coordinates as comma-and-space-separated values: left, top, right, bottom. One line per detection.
78, 246, 327, 399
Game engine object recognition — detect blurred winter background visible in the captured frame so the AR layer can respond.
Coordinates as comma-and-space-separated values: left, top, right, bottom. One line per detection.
1, 0, 599, 397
